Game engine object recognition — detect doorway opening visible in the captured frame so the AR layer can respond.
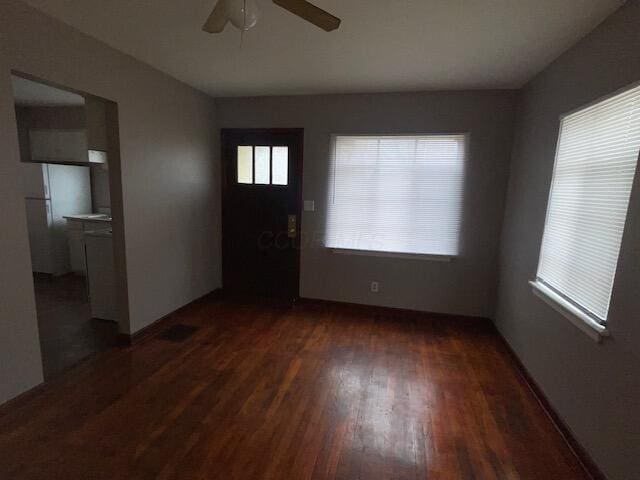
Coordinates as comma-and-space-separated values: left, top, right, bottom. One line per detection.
221, 128, 303, 302
11, 73, 128, 380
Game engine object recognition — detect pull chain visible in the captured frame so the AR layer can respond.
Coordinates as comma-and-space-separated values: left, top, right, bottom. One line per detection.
240, 0, 247, 50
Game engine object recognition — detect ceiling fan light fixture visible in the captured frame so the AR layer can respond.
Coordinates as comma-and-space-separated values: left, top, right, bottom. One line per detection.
202, 0, 340, 34
228, 0, 259, 31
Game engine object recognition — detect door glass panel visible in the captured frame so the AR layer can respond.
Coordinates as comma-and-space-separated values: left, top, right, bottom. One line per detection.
237, 146, 253, 184
254, 146, 270, 184
272, 147, 288, 185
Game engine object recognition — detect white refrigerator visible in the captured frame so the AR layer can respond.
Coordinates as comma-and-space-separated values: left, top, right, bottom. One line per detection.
22, 162, 91, 275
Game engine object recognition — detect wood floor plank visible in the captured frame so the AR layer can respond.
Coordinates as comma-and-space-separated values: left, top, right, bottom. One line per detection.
0, 297, 589, 479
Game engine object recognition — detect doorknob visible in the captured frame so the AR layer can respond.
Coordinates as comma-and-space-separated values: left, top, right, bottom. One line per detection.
288, 215, 297, 238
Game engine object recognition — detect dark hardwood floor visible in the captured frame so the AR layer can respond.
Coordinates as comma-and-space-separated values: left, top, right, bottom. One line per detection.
0, 296, 588, 479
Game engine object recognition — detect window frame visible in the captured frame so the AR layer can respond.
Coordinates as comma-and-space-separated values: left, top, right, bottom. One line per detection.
325, 132, 469, 260
530, 82, 640, 341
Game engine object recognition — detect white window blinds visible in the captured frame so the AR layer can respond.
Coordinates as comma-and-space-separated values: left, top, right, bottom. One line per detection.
536, 84, 640, 323
325, 135, 466, 256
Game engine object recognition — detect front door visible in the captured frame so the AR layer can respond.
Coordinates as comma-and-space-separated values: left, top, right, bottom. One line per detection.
221, 129, 303, 300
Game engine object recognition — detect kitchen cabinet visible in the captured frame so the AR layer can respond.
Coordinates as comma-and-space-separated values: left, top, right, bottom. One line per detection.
29, 129, 88, 163
65, 215, 112, 274
66, 219, 87, 273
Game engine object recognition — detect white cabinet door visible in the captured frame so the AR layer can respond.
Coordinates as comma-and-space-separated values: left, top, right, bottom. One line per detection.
22, 162, 49, 198
29, 130, 89, 163
29, 131, 55, 161
67, 228, 86, 274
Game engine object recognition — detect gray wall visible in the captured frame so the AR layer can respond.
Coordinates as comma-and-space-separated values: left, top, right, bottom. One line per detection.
0, 49, 44, 405
0, 0, 221, 404
217, 91, 517, 317
495, 2, 640, 479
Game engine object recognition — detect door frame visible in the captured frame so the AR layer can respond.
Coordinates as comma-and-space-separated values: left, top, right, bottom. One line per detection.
220, 128, 304, 299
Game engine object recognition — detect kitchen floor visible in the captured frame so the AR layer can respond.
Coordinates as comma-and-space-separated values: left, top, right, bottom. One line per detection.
33, 273, 118, 380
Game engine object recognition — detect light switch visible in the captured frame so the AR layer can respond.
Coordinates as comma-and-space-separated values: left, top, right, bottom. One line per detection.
304, 200, 315, 212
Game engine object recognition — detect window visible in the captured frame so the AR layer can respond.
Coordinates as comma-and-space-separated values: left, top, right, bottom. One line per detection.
236, 146, 289, 185
532, 83, 640, 334
237, 146, 253, 184
325, 134, 467, 257
254, 146, 270, 184
272, 147, 289, 185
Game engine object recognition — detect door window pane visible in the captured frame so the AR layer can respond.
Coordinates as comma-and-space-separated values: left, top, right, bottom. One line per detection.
254, 146, 270, 184
237, 146, 253, 184
272, 147, 288, 185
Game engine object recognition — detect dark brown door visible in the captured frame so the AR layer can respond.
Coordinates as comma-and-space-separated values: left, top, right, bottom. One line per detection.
221, 129, 303, 300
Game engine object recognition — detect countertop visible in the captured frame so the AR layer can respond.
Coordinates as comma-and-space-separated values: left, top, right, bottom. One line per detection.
64, 214, 112, 222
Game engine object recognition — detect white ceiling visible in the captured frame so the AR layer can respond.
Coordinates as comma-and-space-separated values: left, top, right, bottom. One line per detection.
12, 75, 85, 106
22, 0, 624, 98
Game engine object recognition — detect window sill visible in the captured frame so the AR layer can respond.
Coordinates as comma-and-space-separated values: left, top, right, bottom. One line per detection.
330, 248, 454, 262
529, 281, 609, 342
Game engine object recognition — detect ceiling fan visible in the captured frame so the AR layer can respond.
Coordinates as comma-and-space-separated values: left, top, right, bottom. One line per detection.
202, 0, 341, 33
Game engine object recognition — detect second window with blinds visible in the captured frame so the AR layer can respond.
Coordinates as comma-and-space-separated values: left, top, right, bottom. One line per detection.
531, 82, 640, 338
325, 134, 467, 257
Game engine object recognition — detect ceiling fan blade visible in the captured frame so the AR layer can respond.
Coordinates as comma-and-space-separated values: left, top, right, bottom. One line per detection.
202, 0, 229, 33
273, 0, 341, 32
